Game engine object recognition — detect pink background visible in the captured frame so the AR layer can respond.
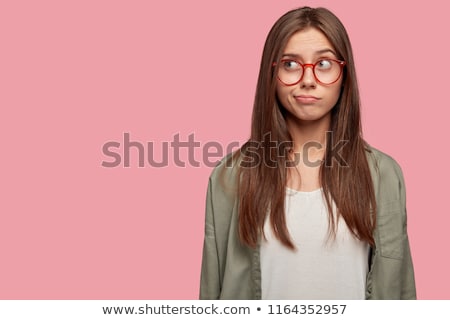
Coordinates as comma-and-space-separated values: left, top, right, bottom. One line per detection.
1, 0, 448, 299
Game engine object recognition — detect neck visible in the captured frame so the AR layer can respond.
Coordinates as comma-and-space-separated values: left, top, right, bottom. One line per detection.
286, 114, 331, 153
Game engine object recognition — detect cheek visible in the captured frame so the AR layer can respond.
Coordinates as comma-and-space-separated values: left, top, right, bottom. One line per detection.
276, 84, 290, 106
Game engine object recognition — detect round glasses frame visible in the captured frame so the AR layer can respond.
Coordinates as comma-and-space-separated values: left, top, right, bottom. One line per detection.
273, 59, 346, 86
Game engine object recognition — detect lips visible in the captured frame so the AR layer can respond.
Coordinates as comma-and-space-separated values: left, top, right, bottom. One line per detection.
294, 95, 320, 104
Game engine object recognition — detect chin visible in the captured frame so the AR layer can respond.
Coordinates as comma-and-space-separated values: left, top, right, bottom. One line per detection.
291, 112, 331, 124
295, 112, 325, 121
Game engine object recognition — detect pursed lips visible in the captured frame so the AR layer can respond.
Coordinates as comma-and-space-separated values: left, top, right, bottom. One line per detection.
294, 95, 320, 103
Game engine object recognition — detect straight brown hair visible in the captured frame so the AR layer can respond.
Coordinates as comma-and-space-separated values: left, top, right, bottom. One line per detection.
234, 7, 376, 249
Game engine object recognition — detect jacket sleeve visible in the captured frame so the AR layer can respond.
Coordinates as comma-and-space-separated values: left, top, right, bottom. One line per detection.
199, 178, 221, 299
395, 164, 416, 299
367, 152, 416, 299
199, 154, 240, 299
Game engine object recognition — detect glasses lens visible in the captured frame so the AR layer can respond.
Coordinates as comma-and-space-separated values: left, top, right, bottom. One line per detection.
278, 60, 303, 85
277, 59, 343, 85
314, 59, 342, 84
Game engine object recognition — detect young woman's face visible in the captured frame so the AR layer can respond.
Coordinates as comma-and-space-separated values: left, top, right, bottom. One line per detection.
276, 28, 343, 125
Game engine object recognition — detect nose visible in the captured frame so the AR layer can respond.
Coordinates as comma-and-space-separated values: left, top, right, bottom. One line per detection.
300, 64, 317, 88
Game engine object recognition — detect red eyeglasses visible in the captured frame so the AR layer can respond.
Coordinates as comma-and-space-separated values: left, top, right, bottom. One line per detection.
273, 58, 346, 85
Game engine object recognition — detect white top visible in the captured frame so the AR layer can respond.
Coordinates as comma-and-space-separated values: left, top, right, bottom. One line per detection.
260, 188, 369, 300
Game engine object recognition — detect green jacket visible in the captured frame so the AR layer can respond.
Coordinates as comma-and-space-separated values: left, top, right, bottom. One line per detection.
199, 147, 416, 299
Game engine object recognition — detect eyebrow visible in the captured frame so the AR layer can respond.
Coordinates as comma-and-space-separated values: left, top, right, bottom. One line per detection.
282, 49, 337, 59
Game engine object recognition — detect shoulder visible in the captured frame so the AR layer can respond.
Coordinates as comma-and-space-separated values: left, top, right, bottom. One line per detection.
365, 145, 406, 205
207, 151, 241, 204
209, 152, 240, 183
366, 145, 405, 183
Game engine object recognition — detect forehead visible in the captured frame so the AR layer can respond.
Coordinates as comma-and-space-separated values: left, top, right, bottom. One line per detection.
282, 28, 335, 56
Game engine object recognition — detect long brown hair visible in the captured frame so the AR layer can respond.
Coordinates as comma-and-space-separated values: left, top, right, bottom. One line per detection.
235, 7, 376, 249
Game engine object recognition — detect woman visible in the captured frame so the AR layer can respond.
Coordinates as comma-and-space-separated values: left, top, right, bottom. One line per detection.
200, 6, 416, 299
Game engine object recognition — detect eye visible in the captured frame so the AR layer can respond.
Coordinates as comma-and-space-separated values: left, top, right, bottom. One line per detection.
316, 59, 333, 70
282, 59, 300, 71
